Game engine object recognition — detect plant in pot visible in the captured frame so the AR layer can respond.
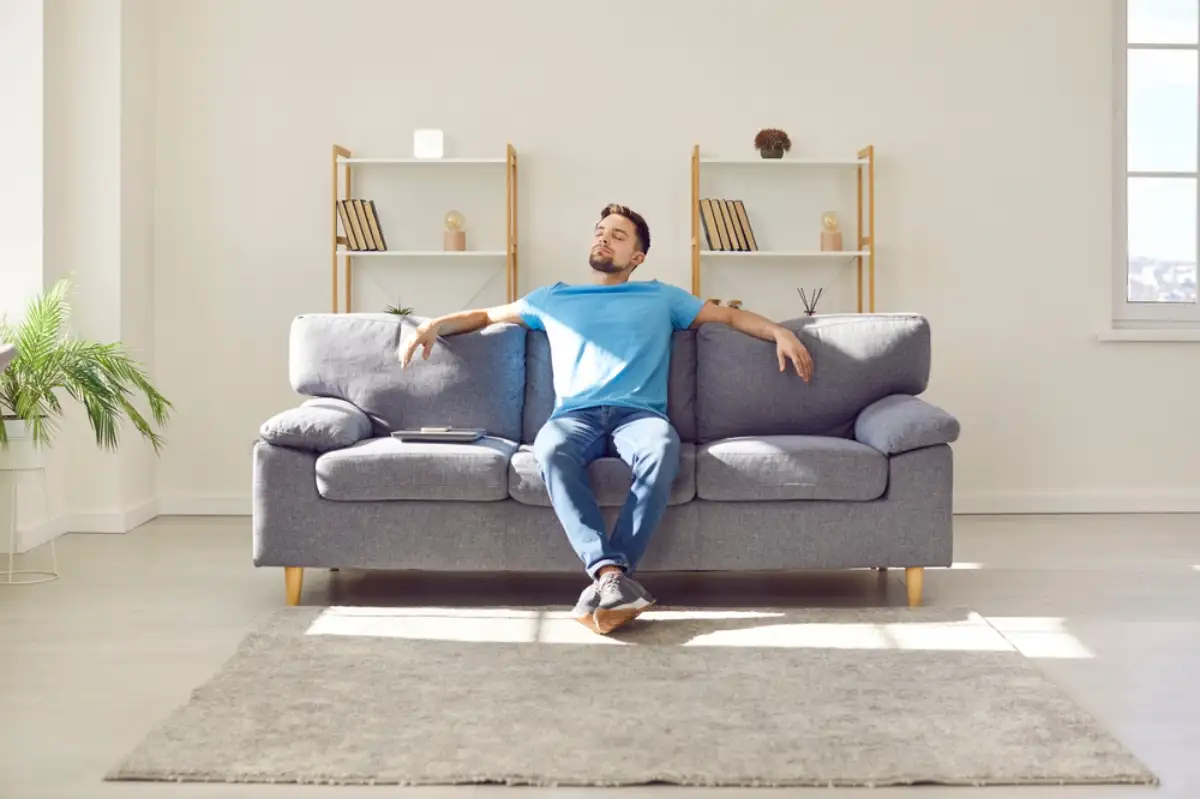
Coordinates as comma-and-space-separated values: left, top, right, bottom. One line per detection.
0, 278, 173, 455
754, 128, 792, 159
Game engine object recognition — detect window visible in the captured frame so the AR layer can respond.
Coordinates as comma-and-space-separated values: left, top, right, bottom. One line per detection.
1117, 0, 1200, 327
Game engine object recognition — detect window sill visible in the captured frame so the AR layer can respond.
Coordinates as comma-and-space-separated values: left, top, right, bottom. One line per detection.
1097, 328, 1200, 342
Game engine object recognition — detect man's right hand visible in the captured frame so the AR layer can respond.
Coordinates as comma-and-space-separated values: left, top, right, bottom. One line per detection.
399, 322, 439, 368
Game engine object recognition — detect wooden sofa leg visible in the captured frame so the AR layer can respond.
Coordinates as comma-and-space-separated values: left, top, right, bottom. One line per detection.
905, 567, 924, 607
285, 567, 304, 606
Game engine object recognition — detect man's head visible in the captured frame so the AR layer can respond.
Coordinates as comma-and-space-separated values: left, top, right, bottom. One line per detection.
589, 203, 650, 278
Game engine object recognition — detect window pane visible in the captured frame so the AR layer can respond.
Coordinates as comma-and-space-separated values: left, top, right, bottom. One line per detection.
1128, 50, 1197, 172
1127, 177, 1198, 303
1129, 0, 1198, 44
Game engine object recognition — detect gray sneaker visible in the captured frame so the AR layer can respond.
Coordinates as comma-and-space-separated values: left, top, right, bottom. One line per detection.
593, 571, 655, 634
571, 581, 602, 633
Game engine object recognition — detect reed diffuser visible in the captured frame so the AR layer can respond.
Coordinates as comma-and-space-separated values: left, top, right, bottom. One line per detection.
797, 287, 823, 316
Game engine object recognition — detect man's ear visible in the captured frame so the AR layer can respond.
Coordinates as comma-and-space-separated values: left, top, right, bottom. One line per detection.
631, 251, 646, 267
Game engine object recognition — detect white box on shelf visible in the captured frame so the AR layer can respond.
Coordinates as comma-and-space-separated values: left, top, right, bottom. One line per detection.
413, 129, 444, 159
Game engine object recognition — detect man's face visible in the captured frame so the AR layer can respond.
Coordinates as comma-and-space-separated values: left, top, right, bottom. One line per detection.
589, 214, 643, 274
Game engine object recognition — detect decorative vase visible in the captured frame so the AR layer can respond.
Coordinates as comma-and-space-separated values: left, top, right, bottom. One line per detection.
759, 146, 784, 159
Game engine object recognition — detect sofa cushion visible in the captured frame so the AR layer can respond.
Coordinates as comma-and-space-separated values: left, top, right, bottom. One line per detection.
289, 313, 526, 441
855, 393, 961, 455
522, 330, 698, 444
695, 313, 931, 442
315, 436, 518, 502
508, 443, 696, 507
259, 397, 373, 453
696, 435, 887, 501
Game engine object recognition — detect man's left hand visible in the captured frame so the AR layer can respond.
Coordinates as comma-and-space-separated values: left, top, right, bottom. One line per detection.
774, 329, 813, 383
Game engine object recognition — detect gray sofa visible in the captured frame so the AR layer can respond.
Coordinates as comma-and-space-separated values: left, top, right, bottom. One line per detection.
252, 311, 960, 607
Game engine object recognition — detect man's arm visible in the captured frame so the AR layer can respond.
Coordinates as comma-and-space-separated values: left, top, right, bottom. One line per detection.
423, 302, 528, 336
689, 302, 782, 341
689, 303, 813, 381
399, 303, 526, 367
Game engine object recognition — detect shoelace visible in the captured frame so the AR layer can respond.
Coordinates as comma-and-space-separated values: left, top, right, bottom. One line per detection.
597, 573, 626, 602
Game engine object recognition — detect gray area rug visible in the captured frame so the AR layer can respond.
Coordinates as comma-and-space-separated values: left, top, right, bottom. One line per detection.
107, 605, 1158, 788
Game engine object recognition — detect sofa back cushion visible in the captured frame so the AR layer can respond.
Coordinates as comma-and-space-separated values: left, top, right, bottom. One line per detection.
695, 313, 931, 442
521, 330, 698, 443
289, 313, 526, 441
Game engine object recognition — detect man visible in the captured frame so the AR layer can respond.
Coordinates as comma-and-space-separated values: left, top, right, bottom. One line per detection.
398, 203, 813, 634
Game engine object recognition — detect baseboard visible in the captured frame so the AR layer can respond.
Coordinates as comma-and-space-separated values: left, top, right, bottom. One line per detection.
14, 514, 68, 554
157, 495, 252, 516
155, 492, 1200, 518
954, 490, 1200, 515
68, 498, 160, 533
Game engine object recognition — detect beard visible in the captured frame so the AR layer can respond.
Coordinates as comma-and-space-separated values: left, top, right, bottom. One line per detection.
589, 252, 625, 273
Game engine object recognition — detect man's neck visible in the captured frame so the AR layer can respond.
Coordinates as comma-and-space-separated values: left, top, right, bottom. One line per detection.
590, 269, 630, 286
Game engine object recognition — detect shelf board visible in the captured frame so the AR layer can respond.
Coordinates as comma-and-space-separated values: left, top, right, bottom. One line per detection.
339, 250, 507, 257
336, 157, 506, 165
702, 250, 869, 257
700, 157, 867, 166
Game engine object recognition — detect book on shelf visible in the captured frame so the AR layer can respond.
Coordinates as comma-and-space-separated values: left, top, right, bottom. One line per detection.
699, 197, 757, 251
336, 198, 387, 251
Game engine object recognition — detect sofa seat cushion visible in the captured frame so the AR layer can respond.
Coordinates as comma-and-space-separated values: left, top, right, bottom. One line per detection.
508, 443, 696, 507
315, 436, 518, 502
696, 435, 887, 501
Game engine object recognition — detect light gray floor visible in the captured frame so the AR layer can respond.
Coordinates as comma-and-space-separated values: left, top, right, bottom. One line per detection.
1, 513, 1198, 798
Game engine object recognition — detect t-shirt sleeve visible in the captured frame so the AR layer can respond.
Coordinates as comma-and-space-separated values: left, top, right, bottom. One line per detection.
663, 283, 706, 330
512, 285, 551, 330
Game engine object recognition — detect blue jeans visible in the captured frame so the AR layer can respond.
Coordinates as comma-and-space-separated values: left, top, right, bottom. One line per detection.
533, 405, 681, 579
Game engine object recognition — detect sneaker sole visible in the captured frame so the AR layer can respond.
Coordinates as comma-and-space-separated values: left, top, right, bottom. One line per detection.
574, 613, 602, 634
593, 598, 655, 635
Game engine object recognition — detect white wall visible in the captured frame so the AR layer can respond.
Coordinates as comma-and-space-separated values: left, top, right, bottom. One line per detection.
151, 0, 1200, 515
36, 0, 159, 536
0, 0, 44, 319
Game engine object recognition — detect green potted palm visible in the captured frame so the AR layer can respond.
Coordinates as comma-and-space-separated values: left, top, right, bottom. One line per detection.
0, 278, 172, 455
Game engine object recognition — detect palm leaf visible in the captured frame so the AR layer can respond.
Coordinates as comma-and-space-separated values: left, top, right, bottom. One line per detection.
0, 278, 172, 453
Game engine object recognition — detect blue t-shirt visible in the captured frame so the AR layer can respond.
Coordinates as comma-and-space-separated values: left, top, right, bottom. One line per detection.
513, 280, 706, 419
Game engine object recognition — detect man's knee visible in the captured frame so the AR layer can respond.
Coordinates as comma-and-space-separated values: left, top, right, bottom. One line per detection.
533, 425, 581, 470
639, 425, 680, 471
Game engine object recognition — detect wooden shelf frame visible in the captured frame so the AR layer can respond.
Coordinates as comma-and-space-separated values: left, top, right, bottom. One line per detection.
690, 144, 876, 312
330, 143, 519, 313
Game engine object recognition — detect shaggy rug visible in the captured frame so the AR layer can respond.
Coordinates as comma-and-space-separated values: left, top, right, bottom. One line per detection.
107, 605, 1158, 788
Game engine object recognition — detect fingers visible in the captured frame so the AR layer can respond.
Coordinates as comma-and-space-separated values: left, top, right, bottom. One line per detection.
777, 348, 786, 372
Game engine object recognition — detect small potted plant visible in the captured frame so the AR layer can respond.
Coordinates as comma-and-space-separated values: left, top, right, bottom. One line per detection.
754, 128, 792, 159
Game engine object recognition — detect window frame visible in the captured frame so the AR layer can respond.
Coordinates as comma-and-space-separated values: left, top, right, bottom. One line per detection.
1113, 0, 1200, 329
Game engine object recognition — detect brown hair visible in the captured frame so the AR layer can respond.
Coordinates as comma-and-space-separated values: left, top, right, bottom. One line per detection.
599, 203, 650, 255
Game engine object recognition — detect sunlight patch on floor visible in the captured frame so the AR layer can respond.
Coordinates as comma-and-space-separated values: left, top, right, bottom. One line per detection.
302, 607, 1093, 658
985, 616, 1095, 659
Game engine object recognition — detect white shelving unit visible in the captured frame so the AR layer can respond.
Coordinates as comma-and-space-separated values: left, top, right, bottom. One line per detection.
703, 250, 871, 259
330, 144, 519, 313
690, 144, 876, 312
699, 157, 868, 166
334, 250, 508, 258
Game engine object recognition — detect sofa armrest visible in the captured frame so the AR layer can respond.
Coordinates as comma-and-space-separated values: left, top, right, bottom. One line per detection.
259, 397, 373, 452
855, 394, 960, 456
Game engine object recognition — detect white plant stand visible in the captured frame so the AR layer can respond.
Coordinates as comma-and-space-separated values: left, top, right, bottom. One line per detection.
0, 419, 57, 585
